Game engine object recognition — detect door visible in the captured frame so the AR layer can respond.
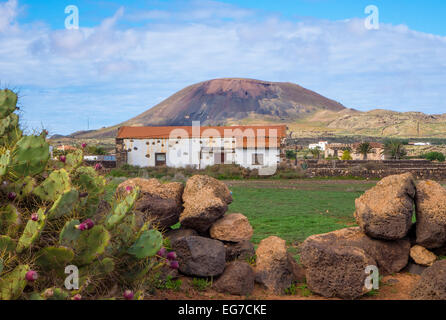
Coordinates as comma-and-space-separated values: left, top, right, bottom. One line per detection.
214, 152, 225, 165
155, 153, 167, 166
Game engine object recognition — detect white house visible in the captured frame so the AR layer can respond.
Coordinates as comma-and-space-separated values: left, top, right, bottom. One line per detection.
116, 125, 287, 174
309, 141, 328, 151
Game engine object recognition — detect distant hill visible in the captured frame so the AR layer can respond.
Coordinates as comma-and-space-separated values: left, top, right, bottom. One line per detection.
71, 78, 346, 138
70, 78, 446, 139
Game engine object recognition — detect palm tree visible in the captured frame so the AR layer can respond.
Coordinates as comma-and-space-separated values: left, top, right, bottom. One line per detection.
310, 146, 322, 159
383, 139, 407, 160
356, 142, 373, 160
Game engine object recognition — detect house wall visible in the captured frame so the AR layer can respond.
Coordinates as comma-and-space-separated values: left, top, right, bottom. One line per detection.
122, 137, 281, 169
325, 148, 386, 160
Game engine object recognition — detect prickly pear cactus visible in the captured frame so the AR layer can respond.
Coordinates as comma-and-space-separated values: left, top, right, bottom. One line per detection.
6, 176, 36, 200
72, 166, 106, 195
127, 229, 163, 259
105, 188, 139, 229
0, 150, 10, 177
33, 287, 69, 300
74, 225, 110, 266
9, 134, 50, 178
16, 208, 46, 253
33, 169, 71, 202
0, 235, 16, 253
0, 264, 29, 300
0, 204, 21, 237
36, 246, 75, 270
47, 189, 79, 220
59, 219, 81, 248
0, 90, 169, 300
0, 89, 18, 118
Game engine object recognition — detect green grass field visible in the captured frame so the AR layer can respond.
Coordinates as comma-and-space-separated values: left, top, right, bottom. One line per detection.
226, 180, 378, 255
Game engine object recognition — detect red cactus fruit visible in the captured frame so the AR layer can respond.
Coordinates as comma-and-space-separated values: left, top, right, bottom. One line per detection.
7, 192, 17, 201
169, 260, 179, 270
25, 270, 38, 282
60, 155, 66, 163
167, 252, 177, 261
84, 219, 95, 230
123, 290, 134, 300
72, 294, 82, 300
157, 247, 167, 258
94, 163, 103, 171
31, 213, 39, 221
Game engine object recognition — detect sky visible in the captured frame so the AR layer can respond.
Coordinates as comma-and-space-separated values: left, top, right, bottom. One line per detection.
1, 0, 446, 135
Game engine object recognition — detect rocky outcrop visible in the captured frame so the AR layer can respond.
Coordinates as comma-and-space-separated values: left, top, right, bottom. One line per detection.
254, 236, 296, 294
117, 178, 184, 205
302, 227, 410, 275
301, 241, 376, 299
415, 180, 446, 249
410, 245, 437, 267
213, 261, 255, 296
170, 236, 226, 277
117, 178, 184, 229
210, 213, 253, 242
165, 228, 198, 243
225, 241, 256, 262
412, 260, 446, 300
180, 175, 233, 233
354, 173, 416, 240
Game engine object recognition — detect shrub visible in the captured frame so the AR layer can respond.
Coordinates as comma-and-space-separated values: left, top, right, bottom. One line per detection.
341, 150, 353, 160
423, 152, 445, 162
286, 150, 297, 160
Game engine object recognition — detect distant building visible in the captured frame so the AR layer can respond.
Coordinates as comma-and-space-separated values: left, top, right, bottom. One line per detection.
115, 125, 287, 170
309, 141, 328, 151
325, 142, 386, 160
56, 145, 78, 152
411, 142, 431, 146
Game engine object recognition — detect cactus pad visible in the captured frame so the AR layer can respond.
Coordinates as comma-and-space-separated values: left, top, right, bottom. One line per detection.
0, 89, 18, 118
105, 188, 139, 229
47, 189, 79, 220
73, 166, 106, 195
127, 229, 163, 259
7, 176, 36, 200
0, 204, 21, 237
36, 246, 75, 270
34, 169, 71, 202
74, 225, 110, 265
59, 219, 82, 248
16, 208, 46, 253
9, 135, 50, 178
0, 150, 10, 177
0, 264, 29, 300
0, 235, 16, 253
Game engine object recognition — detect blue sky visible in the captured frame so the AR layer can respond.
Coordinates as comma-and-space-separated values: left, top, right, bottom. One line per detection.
1, 0, 446, 134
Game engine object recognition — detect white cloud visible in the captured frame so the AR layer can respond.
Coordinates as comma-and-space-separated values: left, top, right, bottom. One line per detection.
1, 0, 446, 134
0, 0, 18, 32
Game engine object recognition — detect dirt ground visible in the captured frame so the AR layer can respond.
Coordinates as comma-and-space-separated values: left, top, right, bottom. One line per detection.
147, 272, 420, 301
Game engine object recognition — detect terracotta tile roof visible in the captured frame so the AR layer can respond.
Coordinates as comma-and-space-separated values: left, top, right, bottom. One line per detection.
117, 125, 287, 139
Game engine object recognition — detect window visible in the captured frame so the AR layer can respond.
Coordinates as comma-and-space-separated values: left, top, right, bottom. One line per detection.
252, 153, 264, 165
155, 153, 166, 166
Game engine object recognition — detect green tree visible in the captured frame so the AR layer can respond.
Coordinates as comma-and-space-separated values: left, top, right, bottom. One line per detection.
286, 150, 297, 160
341, 149, 353, 160
309, 146, 322, 160
356, 142, 373, 160
383, 139, 407, 160
423, 152, 445, 162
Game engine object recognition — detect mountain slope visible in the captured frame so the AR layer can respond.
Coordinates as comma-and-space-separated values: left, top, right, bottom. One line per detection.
70, 78, 446, 139
73, 78, 346, 138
